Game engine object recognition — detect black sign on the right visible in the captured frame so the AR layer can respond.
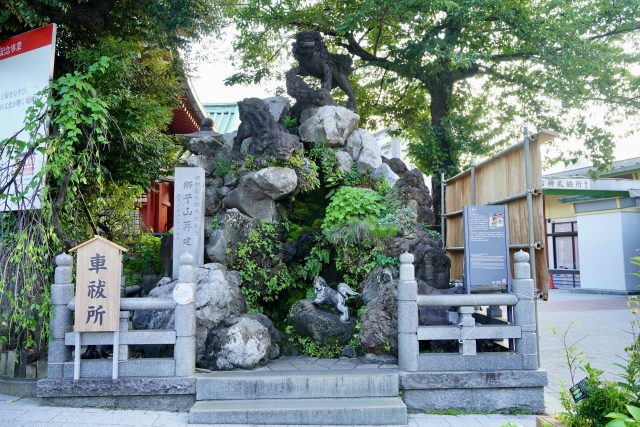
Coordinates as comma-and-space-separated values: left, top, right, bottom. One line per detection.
463, 205, 511, 294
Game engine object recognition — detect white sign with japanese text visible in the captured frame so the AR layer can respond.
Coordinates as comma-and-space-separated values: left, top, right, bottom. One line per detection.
0, 24, 56, 211
172, 167, 205, 278
542, 178, 591, 190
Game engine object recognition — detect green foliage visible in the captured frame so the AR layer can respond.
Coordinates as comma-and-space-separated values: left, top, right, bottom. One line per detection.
335, 243, 376, 286
324, 217, 397, 248
373, 252, 400, 269
292, 335, 343, 358
606, 405, 640, 427
215, 155, 233, 178
558, 363, 627, 427
421, 223, 443, 240
309, 141, 366, 191
379, 207, 418, 236
229, 222, 295, 316
283, 116, 299, 128
632, 251, 640, 279
0, 0, 223, 352
323, 187, 385, 228
226, 0, 640, 178
122, 234, 162, 287
0, 211, 54, 351
285, 325, 344, 358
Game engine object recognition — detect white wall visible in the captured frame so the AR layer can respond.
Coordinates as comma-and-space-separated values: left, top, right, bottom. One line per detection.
577, 212, 627, 291
621, 212, 640, 291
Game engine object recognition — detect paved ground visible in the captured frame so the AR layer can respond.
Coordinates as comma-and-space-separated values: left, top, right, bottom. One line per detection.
0, 288, 634, 427
539, 289, 635, 415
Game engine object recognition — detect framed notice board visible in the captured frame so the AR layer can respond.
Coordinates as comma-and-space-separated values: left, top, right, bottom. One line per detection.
463, 205, 511, 294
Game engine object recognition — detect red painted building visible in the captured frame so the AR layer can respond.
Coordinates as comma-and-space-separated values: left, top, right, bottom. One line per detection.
139, 78, 207, 233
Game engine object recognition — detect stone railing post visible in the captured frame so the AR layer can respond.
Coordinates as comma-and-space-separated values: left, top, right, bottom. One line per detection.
457, 306, 476, 355
174, 252, 196, 377
48, 253, 74, 378
512, 250, 538, 370
397, 252, 418, 372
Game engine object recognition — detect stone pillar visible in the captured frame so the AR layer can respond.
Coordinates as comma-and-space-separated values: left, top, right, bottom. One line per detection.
512, 250, 538, 370
118, 311, 131, 361
174, 253, 196, 377
457, 306, 476, 355
397, 252, 419, 372
48, 253, 74, 378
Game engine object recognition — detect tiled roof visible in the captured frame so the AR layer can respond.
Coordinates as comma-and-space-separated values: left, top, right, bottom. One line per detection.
203, 103, 240, 134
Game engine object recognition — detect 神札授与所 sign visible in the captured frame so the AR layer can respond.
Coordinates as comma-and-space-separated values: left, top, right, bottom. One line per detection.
463, 205, 511, 291
70, 236, 127, 332
172, 167, 205, 279
0, 24, 56, 211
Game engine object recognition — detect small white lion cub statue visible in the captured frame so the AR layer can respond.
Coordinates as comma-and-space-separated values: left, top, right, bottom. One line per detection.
312, 276, 359, 322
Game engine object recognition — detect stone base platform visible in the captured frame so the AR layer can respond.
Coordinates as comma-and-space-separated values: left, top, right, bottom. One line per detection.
400, 370, 548, 414
37, 377, 195, 412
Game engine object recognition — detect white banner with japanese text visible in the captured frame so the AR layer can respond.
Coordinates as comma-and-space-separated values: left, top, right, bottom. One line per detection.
0, 24, 56, 211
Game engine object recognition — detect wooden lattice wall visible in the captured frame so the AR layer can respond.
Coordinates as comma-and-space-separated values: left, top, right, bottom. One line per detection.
445, 138, 549, 295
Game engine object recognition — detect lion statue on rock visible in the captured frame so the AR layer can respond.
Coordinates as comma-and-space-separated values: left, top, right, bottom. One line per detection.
289, 30, 357, 113
312, 276, 359, 322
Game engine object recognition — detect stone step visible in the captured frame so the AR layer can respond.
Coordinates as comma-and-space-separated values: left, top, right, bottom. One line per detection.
195, 369, 398, 400
189, 397, 407, 425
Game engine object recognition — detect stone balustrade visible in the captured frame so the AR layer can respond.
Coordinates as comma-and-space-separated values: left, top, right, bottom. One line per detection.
397, 250, 538, 372
48, 252, 196, 379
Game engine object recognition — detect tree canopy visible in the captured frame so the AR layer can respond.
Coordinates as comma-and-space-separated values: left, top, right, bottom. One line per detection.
0, 0, 222, 350
226, 0, 640, 177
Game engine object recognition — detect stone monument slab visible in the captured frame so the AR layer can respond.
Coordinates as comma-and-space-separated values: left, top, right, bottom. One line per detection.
173, 167, 206, 279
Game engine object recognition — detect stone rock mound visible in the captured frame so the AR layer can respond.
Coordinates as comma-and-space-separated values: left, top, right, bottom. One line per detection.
288, 299, 356, 347
132, 263, 246, 355
197, 315, 274, 371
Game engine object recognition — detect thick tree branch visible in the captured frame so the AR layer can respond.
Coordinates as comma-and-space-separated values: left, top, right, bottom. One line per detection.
589, 25, 640, 41
51, 169, 76, 250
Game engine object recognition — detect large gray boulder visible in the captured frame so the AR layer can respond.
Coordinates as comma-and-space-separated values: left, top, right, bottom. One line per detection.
358, 265, 454, 356
298, 106, 359, 147
371, 163, 399, 187
132, 263, 246, 356
386, 227, 450, 289
334, 150, 353, 174
205, 185, 222, 216
185, 154, 215, 175
288, 299, 356, 347
223, 167, 297, 221
358, 266, 398, 355
354, 129, 382, 173
345, 129, 364, 159
205, 209, 260, 265
197, 316, 272, 370
263, 96, 291, 123
188, 135, 224, 158
393, 166, 436, 224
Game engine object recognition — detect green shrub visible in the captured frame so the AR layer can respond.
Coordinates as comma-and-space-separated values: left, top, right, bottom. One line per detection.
558, 363, 627, 427
123, 233, 162, 286
323, 187, 385, 228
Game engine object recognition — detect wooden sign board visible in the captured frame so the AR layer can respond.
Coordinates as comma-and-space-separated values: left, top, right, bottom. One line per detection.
70, 236, 127, 332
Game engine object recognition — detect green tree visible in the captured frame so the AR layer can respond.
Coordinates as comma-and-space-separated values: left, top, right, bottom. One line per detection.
0, 0, 223, 351
226, 0, 640, 178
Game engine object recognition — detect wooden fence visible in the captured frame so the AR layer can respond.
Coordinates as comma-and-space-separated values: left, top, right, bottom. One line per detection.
444, 131, 555, 295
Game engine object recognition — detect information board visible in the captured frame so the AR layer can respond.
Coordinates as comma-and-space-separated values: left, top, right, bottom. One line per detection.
463, 205, 511, 292
0, 24, 56, 211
